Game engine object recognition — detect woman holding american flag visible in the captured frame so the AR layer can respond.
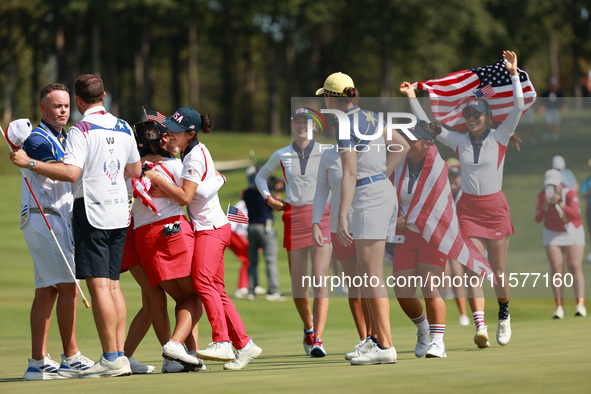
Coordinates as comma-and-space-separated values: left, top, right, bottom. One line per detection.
403, 50, 525, 349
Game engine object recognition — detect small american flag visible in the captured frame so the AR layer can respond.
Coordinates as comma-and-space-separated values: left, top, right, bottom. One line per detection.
227, 205, 249, 224
144, 109, 166, 127
413, 59, 536, 132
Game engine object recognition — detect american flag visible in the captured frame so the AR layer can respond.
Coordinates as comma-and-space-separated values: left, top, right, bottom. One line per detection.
132, 176, 160, 216
144, 108, 166, 127
391, 145, 495, 283
227, 205, 249, 224
414, 59, 536, 132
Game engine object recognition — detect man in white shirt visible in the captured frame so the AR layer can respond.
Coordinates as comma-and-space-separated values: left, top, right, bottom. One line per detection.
11, 74, 141, 378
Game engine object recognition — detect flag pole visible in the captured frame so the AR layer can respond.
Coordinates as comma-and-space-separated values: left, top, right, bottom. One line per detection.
142, 106, 147, 121
227, 199, 231, 216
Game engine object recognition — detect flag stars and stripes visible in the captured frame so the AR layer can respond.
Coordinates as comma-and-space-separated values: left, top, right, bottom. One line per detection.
227, 205, 249, 224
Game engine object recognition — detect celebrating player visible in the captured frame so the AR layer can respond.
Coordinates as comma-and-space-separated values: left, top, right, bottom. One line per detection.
255, 107, 332, 357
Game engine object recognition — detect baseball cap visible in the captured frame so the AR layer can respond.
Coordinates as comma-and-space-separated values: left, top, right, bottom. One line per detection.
6, 118, 32, 148
463, 99, 491, 116
448, 165, 461, 176
166, 107, 202, 133
315, 72, 355, 96
552, 155, 565, 170
544, 169, 562, 186
291, 107, 315, 121
408, 120, 436, 141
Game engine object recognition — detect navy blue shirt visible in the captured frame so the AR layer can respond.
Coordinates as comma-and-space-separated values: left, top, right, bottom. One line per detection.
243, 187, 274, 224
23, 120, 67, 162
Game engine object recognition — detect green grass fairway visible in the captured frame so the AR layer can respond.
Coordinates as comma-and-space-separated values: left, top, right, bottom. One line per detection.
1, 112, 590, 392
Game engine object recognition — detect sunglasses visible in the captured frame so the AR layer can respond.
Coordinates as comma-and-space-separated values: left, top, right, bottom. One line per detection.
462, 111, 484, 120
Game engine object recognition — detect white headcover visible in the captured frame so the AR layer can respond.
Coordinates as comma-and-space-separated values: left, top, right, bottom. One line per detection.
6, 118, 33, 148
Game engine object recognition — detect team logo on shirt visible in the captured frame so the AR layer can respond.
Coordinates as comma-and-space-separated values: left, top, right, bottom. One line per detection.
104, 149, 121, 185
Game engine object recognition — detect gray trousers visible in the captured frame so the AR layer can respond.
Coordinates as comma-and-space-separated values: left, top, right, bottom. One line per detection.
247, 223, 279, 295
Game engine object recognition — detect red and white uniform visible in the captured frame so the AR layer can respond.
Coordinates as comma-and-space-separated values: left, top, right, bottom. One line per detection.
256, 141, 330, 251
121, 159, 194, 286
182, 140, 249, 348
535, 188, 585, 246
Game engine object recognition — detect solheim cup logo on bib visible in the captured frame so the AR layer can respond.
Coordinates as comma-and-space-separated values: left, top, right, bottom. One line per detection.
104, 149, 121, 185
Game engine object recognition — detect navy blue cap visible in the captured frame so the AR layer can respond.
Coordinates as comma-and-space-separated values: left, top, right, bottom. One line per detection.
166, 107, 202, 133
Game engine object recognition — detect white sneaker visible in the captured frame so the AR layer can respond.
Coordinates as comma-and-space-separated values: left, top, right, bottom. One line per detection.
254, 286, 266, 295
223, 340, 262, 370
345, 337, 374, 360
265, 293, 286, 301
79, 355, 132, 378
350, 344, 397, 365
128, 356, 155, 374
474, 326, 490, 349
415, 330, 430, 358
234, 288, 249, 299
163, 341, 205, 367
23, 354, 66, 380
459, 315, 470, 326
310, 339, 326, 358
552, 306, 565, 319
425, 340, 447, 358
195, 341, 235, 362
497, 315, 511, 346
575, 304, 587, 317
57, 351, 94, 378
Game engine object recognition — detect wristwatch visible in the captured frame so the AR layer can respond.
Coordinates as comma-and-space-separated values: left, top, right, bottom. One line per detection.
27, 159, 37, 171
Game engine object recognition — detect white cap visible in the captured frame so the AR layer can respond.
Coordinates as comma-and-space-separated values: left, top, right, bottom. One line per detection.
544, 169, 562, 186
552, 155, 565, 170
6, 118, 32, 148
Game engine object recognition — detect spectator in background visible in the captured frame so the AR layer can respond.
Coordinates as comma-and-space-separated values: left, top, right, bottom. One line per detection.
552, 155, 579, 194
541, 77, 564, 142
580, 159, 591, 262
242, 169, 283, 301
535, 169, 586, 319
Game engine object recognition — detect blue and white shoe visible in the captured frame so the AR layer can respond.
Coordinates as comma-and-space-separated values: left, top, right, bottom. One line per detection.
57, 351, 94, 378
24, 354, 66, 380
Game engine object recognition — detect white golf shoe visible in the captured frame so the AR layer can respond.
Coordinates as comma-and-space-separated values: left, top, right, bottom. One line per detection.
163, 341, 205, 368
496, 315, 511, 346
79, 355, 132, 378
425, 340, 447, 358
474, 326, 490, 349
345, 337, 374, 361
575, 304, 587, 317
415, 330, 430, 358
223, 340, 262, 370
552, 306, 565, 319
195, 341, 235, 362
350, 345, 396, 365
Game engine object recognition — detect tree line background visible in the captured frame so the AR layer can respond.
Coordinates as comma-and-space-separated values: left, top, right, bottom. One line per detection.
1, 0, 590, 135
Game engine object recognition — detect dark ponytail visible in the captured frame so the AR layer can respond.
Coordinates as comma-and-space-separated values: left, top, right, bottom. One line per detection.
200, 113, 213, 134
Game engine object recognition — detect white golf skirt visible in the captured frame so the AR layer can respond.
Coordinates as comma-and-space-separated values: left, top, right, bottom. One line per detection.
543, 225, 585, 246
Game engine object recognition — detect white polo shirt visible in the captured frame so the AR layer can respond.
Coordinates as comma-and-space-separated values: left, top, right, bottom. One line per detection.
255, 141, 324, 206
64, 106, 141, 229
181, 141, 228, 230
